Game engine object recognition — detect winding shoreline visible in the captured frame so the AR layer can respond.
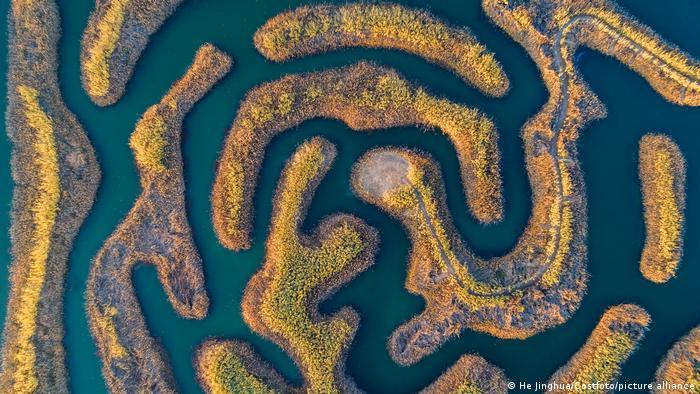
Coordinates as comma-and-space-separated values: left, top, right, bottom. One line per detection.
212, 62, 504, 252
341, 0, 700, 367
254, 2, 510, 97
86, 44, 231, 392
638, 134, 686, 284
1, 1, 101, 392
241, 138, 378, 393
80, 0, 185, 106
547, 304, 650, 393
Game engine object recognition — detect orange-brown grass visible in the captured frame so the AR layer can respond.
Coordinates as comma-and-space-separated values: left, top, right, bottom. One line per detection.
212, 61, 502, 251
86, 44, 231, 392
420, 354, 509, 394
654, 326, 700, 393
351, 147, 587, 365
474, 0, 699, 370
241, 137, 378, 393
254, 2, 509, 97
80, 0, 184, 105
484, 0, 700, 107
195, 340, 290, 394
1, 0, 100, 392
638, 134, 686, 283
547, 304, 650, 393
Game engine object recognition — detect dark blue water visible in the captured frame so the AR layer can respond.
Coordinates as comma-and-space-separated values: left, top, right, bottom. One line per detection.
0, 1, 698, 392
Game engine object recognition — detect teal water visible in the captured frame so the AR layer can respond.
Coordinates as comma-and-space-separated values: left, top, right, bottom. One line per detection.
1, 0, 699, 392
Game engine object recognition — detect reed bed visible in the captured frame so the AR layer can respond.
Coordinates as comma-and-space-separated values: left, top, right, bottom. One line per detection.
86, 44, 231, 392
638, 134, 686, 283
547, 304, 650, 393
212, 61, 502, 252
472, 0, 699, 369
81, 0, 184, 105
351, 147, 587, 365
653, 326, 700, 393
1, 1, 100, 392
255, 2, 509, 97
240, 137, 378, 393
420, 354, 509, 394
195, 340, 290, 394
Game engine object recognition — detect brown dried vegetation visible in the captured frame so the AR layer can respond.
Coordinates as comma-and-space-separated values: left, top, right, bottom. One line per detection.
420, 354, 509, 394
654, 326, 700, 394
351, 147, 586, 365
195, 340, 290, 394
86, 44, 231, 392
1, 1, 100, 392
81, 0, 185, 105
241, 137, 378, 393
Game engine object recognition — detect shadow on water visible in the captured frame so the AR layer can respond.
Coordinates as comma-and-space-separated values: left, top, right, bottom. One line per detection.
0, 0, 697, 393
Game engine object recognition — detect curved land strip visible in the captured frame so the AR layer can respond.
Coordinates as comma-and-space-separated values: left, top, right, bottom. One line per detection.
481, 0, 700, 347
1, 1, 101, 392
547, 304, 650, 393
86, 44, 231, 392
352, 147, 586, 365
654, 326, 700, 393
254, 2, 509, 97
241, 137, 378, 393
80, 0, 185, 106
420, 354, 509, 394
212, 62, 503, 251
638, 134, 686, 283
195, 340, 290, 394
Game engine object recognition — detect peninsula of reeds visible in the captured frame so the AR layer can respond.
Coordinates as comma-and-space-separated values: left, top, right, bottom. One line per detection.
351, 147, 587, 365
420, 355, 509, 394
254, 2, 509, 97
638, 134, 686, 283
86, 44, 231, 392
547, 304, 650, 393
196, 340, 290, 393
653, 326, 700, 394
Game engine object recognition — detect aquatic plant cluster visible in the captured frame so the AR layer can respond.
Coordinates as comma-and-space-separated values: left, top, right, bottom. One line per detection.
2, 0, 699, 393
2, 0, 100, 392
547, 305, 651, 392
638, 134, 686, 284
211, 61, 504, 252
81, 0, 184, 106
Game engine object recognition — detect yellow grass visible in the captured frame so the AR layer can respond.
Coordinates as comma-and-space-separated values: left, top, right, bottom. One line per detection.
242, 138, 375, 392
129, 109, 167, 173
91, 306, 128, 361
212, 62, 502, 251
197, 342, 275, 394
548, 305, 650, 392
8, 85, 61, 393
654, 326, 700, 393
420, 354, 508, 393
255, 3, 509, 97
639, 134, 686, 283
83, 0, 130, 99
